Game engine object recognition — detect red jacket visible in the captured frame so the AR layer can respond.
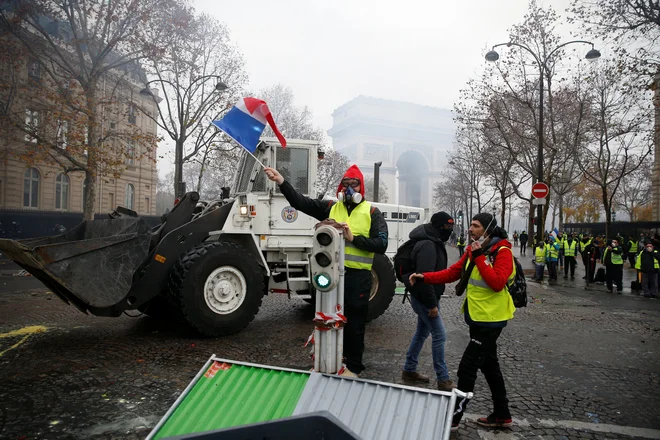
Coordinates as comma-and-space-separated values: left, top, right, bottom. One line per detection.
423, 239, 514, 292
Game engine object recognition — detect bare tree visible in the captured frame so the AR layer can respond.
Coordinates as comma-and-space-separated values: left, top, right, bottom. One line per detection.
0, 0, 185, 220
315, 149, 350, 198
575, 60, 653, 237
616, 159, 653, 221
257, 84, 325, 142
364, 177, 389, 203
141, 13, 247, 195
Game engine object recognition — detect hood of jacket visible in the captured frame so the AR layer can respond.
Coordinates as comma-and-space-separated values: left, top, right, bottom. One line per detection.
335, 164, 365, 198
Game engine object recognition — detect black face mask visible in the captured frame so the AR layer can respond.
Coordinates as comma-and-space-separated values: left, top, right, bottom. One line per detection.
438, 229, 452, 242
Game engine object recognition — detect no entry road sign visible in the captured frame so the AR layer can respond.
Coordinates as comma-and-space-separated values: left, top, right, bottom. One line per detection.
532, 182, 549, 199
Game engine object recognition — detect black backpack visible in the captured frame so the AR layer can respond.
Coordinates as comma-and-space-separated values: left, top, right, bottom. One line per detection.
393, 239, 417, 282
489, 247, 528, 308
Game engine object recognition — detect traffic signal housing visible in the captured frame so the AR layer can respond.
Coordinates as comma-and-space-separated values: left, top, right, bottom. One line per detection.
311, 225, 342, 292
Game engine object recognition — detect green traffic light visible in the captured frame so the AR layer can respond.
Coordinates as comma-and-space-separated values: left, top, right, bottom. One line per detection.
314, 273, 331, 288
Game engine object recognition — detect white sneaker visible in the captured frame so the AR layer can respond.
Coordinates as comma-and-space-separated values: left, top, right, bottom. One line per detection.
339, 368, 358, 378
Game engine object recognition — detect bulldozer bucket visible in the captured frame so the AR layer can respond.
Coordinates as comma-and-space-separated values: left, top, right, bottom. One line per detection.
0, 216, 152, 313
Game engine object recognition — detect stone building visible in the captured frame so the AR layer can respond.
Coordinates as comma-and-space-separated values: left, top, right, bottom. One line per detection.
328, 96, 454, 208
0, 14, 158, 218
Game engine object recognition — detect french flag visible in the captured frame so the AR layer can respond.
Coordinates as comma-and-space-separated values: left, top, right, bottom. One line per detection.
212, 97, 286, 153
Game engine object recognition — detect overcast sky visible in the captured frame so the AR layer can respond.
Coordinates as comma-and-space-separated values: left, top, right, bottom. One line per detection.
194, 0, 577, 132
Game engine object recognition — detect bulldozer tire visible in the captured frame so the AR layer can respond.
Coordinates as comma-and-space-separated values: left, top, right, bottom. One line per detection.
169, 241, 264, 337
366, 253, 396, 322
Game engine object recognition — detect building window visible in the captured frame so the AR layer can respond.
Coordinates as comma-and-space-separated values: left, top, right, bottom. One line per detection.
25, 109, 39, 143
57, 120, 68, 149
23, 168, 40, 208
128, 104, 136, 124
27, 58, 40, 82
109, 192, 115, 210
126, 141, 135, 166
82, 177, 88, 210
125, 183, 134, 210
145, 197, 150, 214
55, 173, 70, 210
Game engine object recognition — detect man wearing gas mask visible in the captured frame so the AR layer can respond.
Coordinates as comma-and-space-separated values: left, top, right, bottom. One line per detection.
264, 164, 388, 377
409, 213, 515, 432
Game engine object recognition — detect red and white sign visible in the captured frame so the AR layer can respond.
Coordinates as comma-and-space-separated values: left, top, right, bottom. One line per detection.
532, 182, 549, 199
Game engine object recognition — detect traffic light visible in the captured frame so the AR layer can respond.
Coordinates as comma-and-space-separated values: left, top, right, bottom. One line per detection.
311, 225, 342, 292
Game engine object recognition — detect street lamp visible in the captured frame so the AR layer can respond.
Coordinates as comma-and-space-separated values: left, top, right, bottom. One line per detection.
485, 40, 600, 246
140, 75, 228, 198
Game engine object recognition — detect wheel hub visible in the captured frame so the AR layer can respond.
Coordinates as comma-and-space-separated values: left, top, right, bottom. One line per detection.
204, 266, 247, 315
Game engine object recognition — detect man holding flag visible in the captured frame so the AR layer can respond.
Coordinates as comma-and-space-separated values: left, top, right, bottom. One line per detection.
264, 165, 388, 377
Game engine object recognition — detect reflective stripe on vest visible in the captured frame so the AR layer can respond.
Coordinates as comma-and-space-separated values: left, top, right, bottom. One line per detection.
564, 240, 578, 257
535, 246, 546, 263
462, 247, 515, 322
329, 201, 374, 270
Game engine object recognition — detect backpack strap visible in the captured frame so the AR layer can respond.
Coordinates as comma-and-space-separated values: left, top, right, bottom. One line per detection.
370, 206, 376, 215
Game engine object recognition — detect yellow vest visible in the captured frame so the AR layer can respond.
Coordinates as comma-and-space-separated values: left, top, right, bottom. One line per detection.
329, 201, 374, 270
462, 247, 515, 322
629, 241, 638, 253
635, 250, 659, 270
535, 245, 547, 263
579, 239, 592, 253
564, 240, 578, 257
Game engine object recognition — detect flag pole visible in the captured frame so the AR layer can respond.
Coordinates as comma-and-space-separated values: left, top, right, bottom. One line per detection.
245, 148, 266, 169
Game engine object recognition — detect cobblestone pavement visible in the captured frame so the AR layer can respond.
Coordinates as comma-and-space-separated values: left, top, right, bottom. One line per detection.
0, 246, 659, 440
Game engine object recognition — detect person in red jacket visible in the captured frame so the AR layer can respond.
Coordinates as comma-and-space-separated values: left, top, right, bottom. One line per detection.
409, 213, 515, 432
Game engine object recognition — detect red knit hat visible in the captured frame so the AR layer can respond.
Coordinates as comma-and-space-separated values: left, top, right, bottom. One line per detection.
336, 164, 365, 198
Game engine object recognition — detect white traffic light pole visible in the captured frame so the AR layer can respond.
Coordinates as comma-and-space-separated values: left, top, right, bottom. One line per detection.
310, 224, 346, 374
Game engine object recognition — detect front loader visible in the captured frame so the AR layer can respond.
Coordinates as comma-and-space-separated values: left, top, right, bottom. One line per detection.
0, 139, 427, 336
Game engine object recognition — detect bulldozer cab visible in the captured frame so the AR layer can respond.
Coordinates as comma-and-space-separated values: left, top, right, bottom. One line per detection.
232, 138, 318, 199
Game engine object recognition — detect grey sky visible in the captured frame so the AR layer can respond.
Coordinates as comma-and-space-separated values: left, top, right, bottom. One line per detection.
194, 0, 575, 132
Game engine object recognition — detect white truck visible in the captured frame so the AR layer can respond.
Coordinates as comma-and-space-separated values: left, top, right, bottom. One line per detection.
0, 139, 427, 336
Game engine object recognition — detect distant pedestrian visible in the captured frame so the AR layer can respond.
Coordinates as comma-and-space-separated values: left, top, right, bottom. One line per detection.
626, 235, 639, 267
556, 231, 565, 269
547, 237, 560, 281
513, 231, 519, 246
401, 212, 455, 392
409, 213, 515, 432
534, 240, 547, 282
603, 239, 624, 294
457, 234, 466, 257
563, 234, 578, 280
519, 230, 528, 256
635, 242, 659, 298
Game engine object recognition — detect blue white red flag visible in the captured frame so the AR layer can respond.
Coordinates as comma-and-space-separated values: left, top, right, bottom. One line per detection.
212, 97, 286, 153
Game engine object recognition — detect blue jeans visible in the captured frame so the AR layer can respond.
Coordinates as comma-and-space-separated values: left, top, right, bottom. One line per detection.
403, 296, 449, 381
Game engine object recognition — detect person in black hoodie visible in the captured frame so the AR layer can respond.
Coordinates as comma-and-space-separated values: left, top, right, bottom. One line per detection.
401, 212, 455, 392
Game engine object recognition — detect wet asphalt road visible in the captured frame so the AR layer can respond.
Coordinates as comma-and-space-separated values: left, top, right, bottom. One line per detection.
1, 246, 659, 440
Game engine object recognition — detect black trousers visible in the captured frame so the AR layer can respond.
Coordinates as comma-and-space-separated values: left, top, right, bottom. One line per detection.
520, 242, 527, 255
343, 268, 371, 374
453, 326, 510, 423
628, 254, 636, 267
458, 246, 465, 257
564, 256, 576, 277
606, 264, 623, 292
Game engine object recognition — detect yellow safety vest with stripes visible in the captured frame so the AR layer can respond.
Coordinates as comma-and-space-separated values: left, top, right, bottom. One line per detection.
579, 239, 592, 253
635, 250, 660, 270
564, 240, 578, 257
629, 240, 638, 254
329, 201, 374, 270
462, 246, 516, 322
535, 245, 547, 263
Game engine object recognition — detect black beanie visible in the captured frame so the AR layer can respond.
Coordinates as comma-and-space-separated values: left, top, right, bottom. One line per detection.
472, 212, 496, 234
431, 211, 454, 231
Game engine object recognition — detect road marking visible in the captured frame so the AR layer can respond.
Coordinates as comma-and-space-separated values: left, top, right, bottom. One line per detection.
0, 325, 48, 357
464, 413, 660, 439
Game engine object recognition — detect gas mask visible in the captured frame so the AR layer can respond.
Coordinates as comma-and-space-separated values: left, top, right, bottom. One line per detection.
337, 185, 362, 204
